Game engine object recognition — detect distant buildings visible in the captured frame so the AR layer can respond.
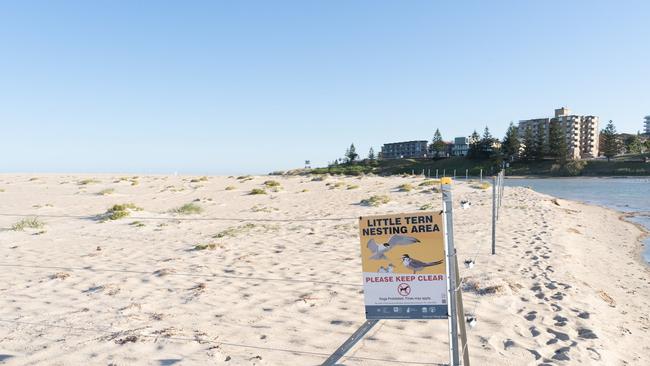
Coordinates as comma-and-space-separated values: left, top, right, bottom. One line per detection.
517, 107, 599, 159
378, 107, 601, 161
644, 116, 650, 134
380, 140, 429, 159
451, 137, 470, 156
381, 135, 494, 159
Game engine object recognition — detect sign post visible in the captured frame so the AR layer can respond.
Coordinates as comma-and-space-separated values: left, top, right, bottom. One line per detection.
441, 177, 461, 365
492, 176, 497, 255
323, 179, 468, 365
321, 319, 379, 366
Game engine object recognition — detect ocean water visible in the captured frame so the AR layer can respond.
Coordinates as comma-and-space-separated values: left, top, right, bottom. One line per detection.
505, 177, 650, 263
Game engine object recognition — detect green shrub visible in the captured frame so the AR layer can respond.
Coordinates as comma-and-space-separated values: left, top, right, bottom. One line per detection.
12, 217, 45, 231
249, 188, 266, 195
419, 203, 435, 210
129, 221, 145, 227
346, 184, 359, 190
360, 195, 390, 207
190, 176, 209, 183
170, 202, 203, 215
97, 188, 115, 196
563, 160, 587, 176
225, 185, 236, 190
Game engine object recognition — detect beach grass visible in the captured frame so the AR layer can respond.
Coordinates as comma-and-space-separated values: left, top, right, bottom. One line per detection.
102, 203, 143, 221
470, 182, 491, 190
11, 217, 45, 231
212, 223, 256, 238
419, 179, 441, 186
78, 179, 100, 185
263, 180, 281, 187
327, 182, 345, 189
398, 183, 414, 192
194, 243, 217, 250
360, 195, 390, 206
170, 202, 203, 215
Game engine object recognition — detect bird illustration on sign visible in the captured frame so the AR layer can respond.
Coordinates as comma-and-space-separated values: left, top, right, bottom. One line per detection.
401, 254, 444, 274
366, 235, 420, 260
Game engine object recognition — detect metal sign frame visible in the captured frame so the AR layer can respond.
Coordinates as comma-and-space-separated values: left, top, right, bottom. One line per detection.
322, 178, 469, 366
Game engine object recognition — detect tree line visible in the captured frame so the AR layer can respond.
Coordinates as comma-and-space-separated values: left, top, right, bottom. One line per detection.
333, 120, 647, 166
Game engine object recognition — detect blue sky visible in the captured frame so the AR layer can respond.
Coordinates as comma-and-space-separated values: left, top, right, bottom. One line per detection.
1, 0, 648, 174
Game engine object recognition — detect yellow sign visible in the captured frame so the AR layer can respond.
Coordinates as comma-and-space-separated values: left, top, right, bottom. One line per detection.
359, 211, 447, 319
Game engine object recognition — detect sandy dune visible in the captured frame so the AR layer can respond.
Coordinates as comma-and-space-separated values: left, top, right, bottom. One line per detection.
0, 174, 648, 365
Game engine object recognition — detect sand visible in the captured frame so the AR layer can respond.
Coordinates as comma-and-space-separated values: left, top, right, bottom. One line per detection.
0, 174, 648, 365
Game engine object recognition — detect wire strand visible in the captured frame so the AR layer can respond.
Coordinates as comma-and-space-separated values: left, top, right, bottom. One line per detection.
0, 213, 359, 222
0, 263, 362, 288
0, 318, 443, 365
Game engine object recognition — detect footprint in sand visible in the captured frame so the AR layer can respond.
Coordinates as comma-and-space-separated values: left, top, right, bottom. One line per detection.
553, 315, 568, 326
552, 346, 572, 361
577, 328, 598, 339
527, 349, 542, 360
587, 347, 602, 360
546, 328, 570, 345
570, 308, 590, 319
524, 311, 537, 321
503, 339, 515, 350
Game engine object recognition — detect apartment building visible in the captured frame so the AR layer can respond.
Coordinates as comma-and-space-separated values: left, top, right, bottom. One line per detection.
380, 140, 429, 159
451, 137, 470, 156
644, 116, 650, 134
517, 107, 599, 159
